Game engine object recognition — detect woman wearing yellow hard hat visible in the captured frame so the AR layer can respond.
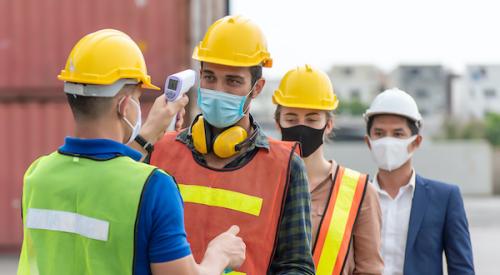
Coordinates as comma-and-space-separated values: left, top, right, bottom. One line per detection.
273, 65, 384, 275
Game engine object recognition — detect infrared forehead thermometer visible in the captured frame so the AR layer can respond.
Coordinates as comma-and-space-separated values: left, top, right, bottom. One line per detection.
164, 69, 196, 102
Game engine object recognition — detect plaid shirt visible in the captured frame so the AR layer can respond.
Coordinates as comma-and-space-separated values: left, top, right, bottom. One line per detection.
175, 116, 314, 275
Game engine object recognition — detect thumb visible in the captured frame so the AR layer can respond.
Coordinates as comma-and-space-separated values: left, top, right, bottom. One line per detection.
226, 225, 240, 236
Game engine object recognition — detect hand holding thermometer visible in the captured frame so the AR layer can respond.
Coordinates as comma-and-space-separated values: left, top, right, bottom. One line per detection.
165, 69, 196, 130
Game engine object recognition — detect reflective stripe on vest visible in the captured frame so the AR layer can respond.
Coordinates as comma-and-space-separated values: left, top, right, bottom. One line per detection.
313, 166, 368, 275
178, 184, 263, 216
26, 208, 110, 241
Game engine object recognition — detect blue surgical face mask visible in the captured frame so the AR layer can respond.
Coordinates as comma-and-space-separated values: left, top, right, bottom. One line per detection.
197, 84, 255, 128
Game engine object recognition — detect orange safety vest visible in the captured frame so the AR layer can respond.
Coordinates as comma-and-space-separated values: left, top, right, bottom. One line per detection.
150, 132, 299, 275
312, 166, 368, 275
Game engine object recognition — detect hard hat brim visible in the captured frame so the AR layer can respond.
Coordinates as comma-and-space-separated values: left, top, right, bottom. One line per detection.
141, 82, 161, 91
363, 110, 422, 123
272, 94, 338, 111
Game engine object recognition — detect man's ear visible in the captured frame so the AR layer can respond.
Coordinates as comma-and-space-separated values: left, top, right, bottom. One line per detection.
364, 135, 372, 150
117, 95, 131, 117
251, 78, 266, 98
410, 135, 423, 152
325, 117, 334, 136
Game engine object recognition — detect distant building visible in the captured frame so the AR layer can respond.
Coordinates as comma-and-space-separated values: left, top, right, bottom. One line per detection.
328, 65, 386, 106
464, 65, 500, 119
389, 65, 450, 136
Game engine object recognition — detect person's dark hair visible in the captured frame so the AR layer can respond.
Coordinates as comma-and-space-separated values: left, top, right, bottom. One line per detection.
66, 94, 114, 121
200, 62, 262, 86
366, 115, 420, 136
66, 84, 135, 121
249, 65, 262, 87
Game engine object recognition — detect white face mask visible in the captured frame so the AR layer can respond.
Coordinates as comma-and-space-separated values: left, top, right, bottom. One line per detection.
369, 136, 418, 172
119, 97, 142, 144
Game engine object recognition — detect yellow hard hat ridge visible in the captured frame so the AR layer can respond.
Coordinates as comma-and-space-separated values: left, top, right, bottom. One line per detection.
192, 15, 273, 68
273, 64, 339, 110
58, 29, 160, 91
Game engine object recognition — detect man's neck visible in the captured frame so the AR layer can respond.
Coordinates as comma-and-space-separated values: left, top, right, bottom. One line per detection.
376, 160, 414, 199
74, 120, 125, 143
204, 115, 253, 169
303, 146, 332, 192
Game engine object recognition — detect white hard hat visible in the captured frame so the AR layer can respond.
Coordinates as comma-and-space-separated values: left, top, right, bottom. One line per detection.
364, 88, 422, 125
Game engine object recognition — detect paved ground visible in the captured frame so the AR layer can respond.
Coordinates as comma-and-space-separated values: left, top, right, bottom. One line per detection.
458, 196, 500, 275
1, 196, 499, 274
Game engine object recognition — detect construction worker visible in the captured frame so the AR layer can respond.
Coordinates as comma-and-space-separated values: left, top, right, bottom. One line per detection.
363, 88, 475, 275
143, 16, 315, 274
17, 29, 245, 275
273, 65, 384, 275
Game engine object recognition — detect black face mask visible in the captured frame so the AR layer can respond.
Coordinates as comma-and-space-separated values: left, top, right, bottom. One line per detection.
280, 125, 326, 158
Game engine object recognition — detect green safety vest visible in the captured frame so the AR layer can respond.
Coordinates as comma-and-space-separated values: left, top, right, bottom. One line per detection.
17, 151, 158, 275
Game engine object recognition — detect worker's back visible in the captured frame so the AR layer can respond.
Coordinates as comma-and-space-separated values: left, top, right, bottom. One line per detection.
18, 151, 157, 275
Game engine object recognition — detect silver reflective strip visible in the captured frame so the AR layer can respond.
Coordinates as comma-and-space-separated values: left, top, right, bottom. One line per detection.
26, 208, 109, 241
64, 78, 138, 97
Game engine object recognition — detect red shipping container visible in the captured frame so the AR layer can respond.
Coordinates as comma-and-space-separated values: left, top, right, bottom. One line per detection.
0, 0, 192, 252
0, 0, 190, 91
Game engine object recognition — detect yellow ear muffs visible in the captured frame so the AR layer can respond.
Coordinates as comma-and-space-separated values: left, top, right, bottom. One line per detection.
191, 115, 211, 154
191, 115, 249, 159
213, 126, 248, 159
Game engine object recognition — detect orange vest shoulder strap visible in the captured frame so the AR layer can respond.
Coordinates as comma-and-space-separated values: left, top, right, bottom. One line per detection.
313, 166, 368, 275
150, 131, 187, 164
267, 137, 300, 156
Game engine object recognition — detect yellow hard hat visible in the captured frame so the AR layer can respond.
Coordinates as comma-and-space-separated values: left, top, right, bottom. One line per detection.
192, 15, 273, 68
273, 65, 339, 110
58, 29, 160, 90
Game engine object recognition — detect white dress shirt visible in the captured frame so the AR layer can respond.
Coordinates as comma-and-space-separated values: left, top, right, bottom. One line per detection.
373, 170, 416, 275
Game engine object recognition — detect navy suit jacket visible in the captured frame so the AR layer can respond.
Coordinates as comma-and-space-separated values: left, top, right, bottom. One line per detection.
403, 174, 475, 275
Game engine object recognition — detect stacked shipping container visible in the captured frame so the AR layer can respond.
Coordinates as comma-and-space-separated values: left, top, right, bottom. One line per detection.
0, 0, 191, 251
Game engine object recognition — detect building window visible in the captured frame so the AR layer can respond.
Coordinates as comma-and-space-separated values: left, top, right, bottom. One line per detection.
484, 88, 497, 98
343, 67, 353, 76
350, 89, 361, 101
410, 68, 420, 76
416, 88, 429, 99
470, 67, 487, 81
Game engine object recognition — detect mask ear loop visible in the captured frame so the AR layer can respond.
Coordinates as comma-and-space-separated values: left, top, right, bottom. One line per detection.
241, 80, 260, 115
118, 96, 136, 131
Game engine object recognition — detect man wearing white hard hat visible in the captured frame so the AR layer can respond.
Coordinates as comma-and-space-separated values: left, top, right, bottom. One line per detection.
363, 88, 474, 275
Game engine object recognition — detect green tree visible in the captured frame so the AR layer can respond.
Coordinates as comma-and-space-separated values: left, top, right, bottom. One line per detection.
485, 113, 500, 146
442, 113, 500, 147
337, 100, 368, 116
350, 100, 367, 115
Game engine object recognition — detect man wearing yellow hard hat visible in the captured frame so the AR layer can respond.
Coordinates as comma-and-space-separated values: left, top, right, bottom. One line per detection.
273, 65, 384, 275
17, 29, 246, 275
146, 16, 315, 274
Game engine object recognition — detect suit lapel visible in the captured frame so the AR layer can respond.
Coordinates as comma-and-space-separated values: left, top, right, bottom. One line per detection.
405, 175, 429, 252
